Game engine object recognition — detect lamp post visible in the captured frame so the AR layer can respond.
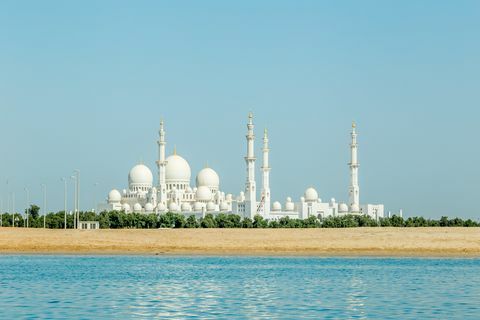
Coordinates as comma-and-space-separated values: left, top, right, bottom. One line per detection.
42, 184, 47, 228
93, 182, 99, 213
11, 192, 15, 227
24, 187, 29, 228
71, 170, 80, 229
61, 178, 67, 229
71, 175, 77, 229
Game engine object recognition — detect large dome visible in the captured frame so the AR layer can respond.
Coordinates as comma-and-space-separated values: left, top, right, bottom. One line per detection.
196, 167, 220, 188
196, 185, 212, 201
129, 164, 153, 187
304, 187, 319, 202
108, 189, 122, 203
166, 154, 191, 183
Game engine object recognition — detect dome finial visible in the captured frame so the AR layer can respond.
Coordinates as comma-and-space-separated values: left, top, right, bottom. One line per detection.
352, 121, 356, 129
173, 145, 177, 155
205, 161, 209, 169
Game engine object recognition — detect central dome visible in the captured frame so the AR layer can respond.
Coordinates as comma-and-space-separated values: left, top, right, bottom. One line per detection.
128, 164, 153, 186
196, 167, 220, 188
304, 187, 319, 202
166, 154, 191, 183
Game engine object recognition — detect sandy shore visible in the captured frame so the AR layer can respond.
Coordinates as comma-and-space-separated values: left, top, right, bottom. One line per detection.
0, 227, 479, 257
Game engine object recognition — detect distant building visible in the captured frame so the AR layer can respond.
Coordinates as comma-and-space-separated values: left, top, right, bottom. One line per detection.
78, 221, 100, 230
98, 114, 385, 220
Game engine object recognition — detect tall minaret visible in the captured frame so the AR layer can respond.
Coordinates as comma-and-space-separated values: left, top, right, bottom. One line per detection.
156, 119, 167, 206
261, 128, 271, 217
245, 112, 257, 218
348, 122, 360, 210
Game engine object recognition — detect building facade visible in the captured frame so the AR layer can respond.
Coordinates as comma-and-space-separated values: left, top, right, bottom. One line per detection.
99, 114, 384, 220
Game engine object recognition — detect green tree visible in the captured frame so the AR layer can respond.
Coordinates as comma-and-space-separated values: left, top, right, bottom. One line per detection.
185, 215, 199, 228
200, 214, 217, 228
242, 217, 253, 228
253, 215, 268, 228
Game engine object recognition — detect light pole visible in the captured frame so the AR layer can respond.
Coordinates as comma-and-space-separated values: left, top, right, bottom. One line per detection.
71, 175, 77, 229
42, 184, 47, 228
71, 170, 80, 229
24, 187, 29, 228
93, 182, 99, 213
11, 192, 15, 227
74, 170, 80, 228
62, 178, 67, 229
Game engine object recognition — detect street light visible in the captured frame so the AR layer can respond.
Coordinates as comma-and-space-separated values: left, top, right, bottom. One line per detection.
41, 184, 47, 228
71, 170, 80, 229
11, 191, 15, 227
93, 182, 99, 213
61, 178, 67, 229
24, 187, 29, 228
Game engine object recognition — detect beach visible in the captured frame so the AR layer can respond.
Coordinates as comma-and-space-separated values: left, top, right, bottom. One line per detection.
0, 227, 479, 256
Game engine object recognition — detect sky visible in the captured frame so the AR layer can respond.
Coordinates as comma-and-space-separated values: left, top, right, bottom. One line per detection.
0, 1, 479, 218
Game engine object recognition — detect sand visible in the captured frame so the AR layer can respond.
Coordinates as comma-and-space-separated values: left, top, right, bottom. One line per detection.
0, 227, 479, 257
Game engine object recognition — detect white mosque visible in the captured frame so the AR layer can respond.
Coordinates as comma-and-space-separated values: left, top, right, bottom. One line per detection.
98, 113, 385, 220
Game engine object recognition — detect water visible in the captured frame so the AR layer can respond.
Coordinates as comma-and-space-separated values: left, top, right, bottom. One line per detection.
0, 256, 478, 319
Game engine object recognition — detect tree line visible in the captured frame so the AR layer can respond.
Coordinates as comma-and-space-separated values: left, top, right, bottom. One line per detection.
0, 205, 478, 229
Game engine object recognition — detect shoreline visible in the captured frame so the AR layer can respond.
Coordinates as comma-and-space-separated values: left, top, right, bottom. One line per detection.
1, 227, 479, 257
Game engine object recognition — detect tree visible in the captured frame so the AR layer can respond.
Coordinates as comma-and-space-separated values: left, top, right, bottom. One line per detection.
185, 215, 199, 228
242, 217, 253, 228
26, 204, 40, 220
200, 214, 217, 228
253, 215, 268, 228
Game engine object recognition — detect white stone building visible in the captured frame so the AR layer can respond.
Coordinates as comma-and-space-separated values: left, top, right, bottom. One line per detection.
99, 114, 385, 220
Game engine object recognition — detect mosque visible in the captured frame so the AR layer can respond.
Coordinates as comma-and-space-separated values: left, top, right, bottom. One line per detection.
98, 113, 385, 220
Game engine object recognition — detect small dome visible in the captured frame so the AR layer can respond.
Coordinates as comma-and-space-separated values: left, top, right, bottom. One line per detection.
196, 167, 220, 188
226, 194, 233, 202
165, 154, 191, 183
145, 203, 154, 212
129, 164, 153, 187
186, 186, 193, 193
350, 204, 360, 213
169, 202, 179, 212
304, 187, 319, 202
206, 201, 216, 211
196, 186, 212, 202
122, 203, 131, 212
286, 197, 292, 202
157, 203, 166, 212
339, 203, 349, 213
220, 202, 229, 212
181, 202, 192, 212
285, 203, 295, 211
193, 202, 204, 211
272, 201, 282, 211
133, 203, 142, 212
108, 189, 122, 203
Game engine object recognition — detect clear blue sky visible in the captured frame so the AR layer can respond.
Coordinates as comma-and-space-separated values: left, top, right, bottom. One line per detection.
1, 1, 479, 218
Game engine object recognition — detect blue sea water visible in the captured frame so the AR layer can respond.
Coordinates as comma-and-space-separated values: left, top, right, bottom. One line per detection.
0, 256, 478, 319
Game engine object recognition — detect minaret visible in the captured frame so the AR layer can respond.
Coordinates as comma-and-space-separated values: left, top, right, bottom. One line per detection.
156, 119, 167, 206
349, 122, 360, 210
261, 128, 271, 217
245, 112, 257, 218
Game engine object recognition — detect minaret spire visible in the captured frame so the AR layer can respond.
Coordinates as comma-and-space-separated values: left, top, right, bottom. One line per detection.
245, 112, 257, 218
157, 119, 167, 207
349, 121, 360, 212
261, 128, 271, 217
